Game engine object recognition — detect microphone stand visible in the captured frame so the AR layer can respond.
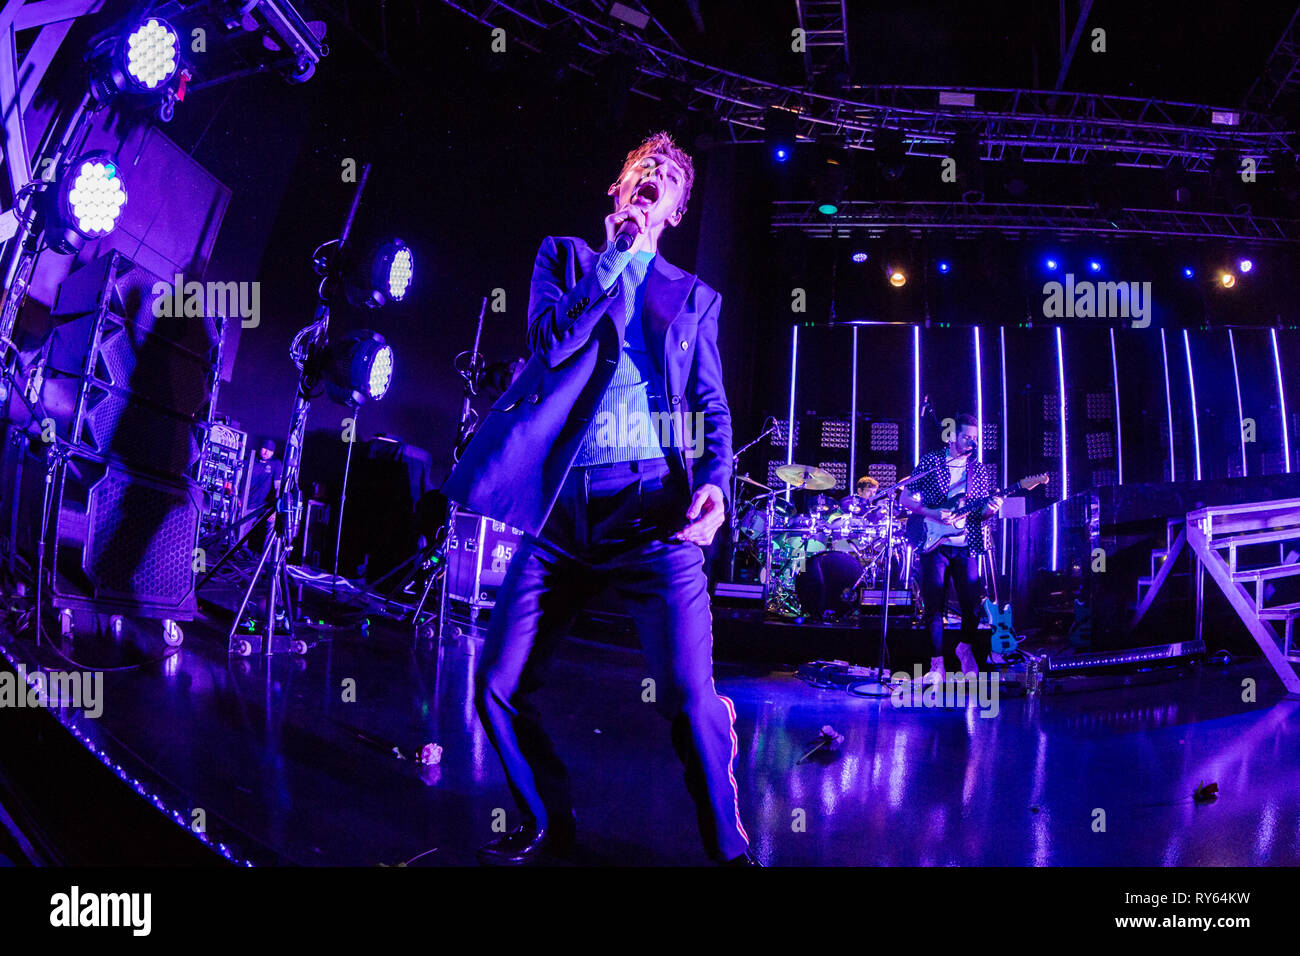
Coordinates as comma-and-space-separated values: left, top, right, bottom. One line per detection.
410, 296, 489, 643
848, 458, 949, 696
728, 419, 776, 582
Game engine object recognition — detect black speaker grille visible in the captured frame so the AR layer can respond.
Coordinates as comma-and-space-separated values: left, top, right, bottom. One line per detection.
84, 471, 197, 602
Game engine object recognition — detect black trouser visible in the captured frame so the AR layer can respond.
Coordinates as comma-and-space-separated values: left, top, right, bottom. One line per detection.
919, 544, 987, 663
474, 456, 750, 862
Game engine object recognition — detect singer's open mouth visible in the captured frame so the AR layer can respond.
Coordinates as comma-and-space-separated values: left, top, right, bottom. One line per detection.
635, 180, 660, 205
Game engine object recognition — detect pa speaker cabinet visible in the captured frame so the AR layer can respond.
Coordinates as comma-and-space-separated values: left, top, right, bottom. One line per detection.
34, 452, 203, 619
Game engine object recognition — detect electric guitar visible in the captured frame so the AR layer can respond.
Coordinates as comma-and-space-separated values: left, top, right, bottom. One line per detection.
983, 598, 1021, 654
906, 473, 1050, 554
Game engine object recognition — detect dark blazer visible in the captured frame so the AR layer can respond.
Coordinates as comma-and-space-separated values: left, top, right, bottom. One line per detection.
441, 235, 733, 538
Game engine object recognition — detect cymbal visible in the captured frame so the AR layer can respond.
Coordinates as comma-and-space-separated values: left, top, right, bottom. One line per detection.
775, 463, 836, 491
736, 474, 772, 491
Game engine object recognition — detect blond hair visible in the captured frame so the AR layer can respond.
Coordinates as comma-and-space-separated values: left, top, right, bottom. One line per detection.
612, 130, 696, 222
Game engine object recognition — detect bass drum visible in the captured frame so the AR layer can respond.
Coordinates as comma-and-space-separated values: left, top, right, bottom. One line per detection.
795, 551, 865, 621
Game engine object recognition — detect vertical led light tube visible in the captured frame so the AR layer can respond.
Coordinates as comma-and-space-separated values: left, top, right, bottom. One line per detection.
1000, 326, 1009, 575
1160, 329, 1175, 481
786, 324, 798, 503
849, 326, 859, 486
1273, 329, 1291, 473
1228, 330, 1246, 477
1053, 327, 1067, 572
974, 326, 984, 463
1183, 329, 1202, 481
912, 324, 921, 467
1109, 328, 1123, 485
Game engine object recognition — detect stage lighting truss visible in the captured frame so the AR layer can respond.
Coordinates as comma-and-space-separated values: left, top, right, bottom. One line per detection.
319, 330, 395, 407
86, 17, 184, 115
45, 152, 128, 254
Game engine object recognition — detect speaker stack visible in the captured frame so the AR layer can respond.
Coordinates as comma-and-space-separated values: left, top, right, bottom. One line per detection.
6, 251, 220, 620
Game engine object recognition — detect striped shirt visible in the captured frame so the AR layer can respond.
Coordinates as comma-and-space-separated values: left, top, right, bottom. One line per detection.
572, 246, 668, 465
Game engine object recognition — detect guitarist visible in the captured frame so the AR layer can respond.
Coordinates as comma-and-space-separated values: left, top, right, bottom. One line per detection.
900, 413, 1004, 681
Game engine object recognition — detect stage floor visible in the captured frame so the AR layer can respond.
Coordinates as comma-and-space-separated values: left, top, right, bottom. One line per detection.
3, 583, 1299, 866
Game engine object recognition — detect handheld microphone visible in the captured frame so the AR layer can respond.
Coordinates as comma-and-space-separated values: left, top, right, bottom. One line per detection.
613, 217, 640, 253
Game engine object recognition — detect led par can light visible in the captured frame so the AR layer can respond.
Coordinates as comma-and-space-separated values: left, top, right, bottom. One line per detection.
89, 17, 180, 100
340, 239, 415, 309
47, 152, 128, 254
322, 330, 395, 406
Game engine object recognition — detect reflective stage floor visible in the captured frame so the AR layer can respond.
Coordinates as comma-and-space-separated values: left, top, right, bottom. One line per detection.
2, 592, 1299, 866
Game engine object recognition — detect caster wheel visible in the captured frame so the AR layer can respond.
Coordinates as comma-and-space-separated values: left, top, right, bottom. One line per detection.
290, 639, 308, 655
231, 638, 253, 658
163, 620, 184, 647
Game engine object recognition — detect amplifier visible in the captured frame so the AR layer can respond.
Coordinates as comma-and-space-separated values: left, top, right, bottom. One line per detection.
446, 511, 525, 608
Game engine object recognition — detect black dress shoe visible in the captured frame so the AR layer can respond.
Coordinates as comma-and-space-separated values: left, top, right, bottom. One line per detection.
477, 813, 576, 866
721, 851, 763, 866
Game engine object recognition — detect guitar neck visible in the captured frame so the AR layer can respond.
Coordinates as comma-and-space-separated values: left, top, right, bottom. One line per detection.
952, 481, 1029, 518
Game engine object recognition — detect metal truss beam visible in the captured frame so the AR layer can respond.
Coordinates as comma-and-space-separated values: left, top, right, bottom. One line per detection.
794, 0, 849, 82
0, 0, 105, 242
438, 0, 1295, 173
1243, 4, 1300, 118
772, 200, 1300, 242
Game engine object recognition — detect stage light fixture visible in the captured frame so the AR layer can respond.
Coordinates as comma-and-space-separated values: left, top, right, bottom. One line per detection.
46, 152, 128, 254
320, 330, 395, 407
817, 202, 839, 216
1045, 257, 1059, 272
851, 251, 869, 263
89, 17, 180, 101
1088, 259, 1102, 273
125, 19, 179, 89
1239, 258, 1253, 274
375, 240, 413, 303
937, 260, 951, 274
888, 268, 907, 288
1220, 271, 1237, 289
1182, 266, 1195, 279
332, 238, 414, 308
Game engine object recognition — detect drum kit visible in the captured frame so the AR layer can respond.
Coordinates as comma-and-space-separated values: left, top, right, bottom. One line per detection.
733, 463, 918, 621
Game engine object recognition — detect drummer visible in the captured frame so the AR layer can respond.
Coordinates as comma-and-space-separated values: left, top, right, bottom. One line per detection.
852, 475, 879, 502
825, 475, 879, 524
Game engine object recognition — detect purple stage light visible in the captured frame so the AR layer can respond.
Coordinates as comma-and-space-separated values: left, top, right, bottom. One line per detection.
124, 18, 179, 90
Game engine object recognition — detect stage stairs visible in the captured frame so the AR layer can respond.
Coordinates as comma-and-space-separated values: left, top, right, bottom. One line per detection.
1184, 497, 1300, 697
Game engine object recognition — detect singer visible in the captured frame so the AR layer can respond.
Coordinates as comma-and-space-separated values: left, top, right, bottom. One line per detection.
441, 131, 756, 865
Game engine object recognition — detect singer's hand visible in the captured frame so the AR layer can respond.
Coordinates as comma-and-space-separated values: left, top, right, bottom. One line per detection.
604, 202, 648, 249
672, 483, 726, 547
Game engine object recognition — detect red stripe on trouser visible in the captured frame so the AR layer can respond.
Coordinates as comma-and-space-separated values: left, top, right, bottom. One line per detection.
716, 692, 750, 846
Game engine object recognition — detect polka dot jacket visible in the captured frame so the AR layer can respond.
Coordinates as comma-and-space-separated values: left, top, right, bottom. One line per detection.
904, 449, 999, 556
